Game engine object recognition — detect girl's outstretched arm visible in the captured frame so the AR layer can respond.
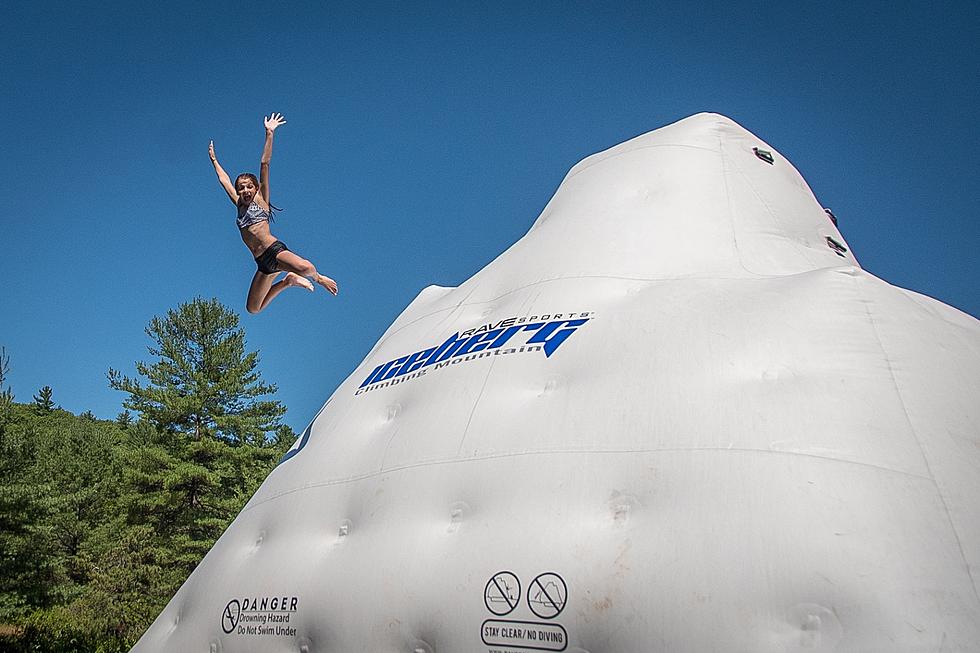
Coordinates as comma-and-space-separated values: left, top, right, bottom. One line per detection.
260, 112, 286, 203
209, 141, 238, 204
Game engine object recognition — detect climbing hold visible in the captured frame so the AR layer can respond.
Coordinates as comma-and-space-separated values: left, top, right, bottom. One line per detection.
753, 147, 775, 164
825, 236, 847, 256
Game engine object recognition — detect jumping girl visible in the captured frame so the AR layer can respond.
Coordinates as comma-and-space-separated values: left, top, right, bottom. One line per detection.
209, 113, 338, 314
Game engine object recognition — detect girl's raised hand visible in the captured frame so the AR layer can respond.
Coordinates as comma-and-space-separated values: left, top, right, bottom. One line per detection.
208, 140, 217, 161
264, 112, 287, 132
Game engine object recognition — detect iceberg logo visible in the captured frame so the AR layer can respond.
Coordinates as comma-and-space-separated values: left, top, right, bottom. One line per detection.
356, 314, 594, 396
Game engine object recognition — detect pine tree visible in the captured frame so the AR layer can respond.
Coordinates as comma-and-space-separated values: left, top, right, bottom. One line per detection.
0, 347, 51, 627
107, 297, 286, 445
31, 385, 54, 415
101, 297, 292, 636
0, 347, 12, 428
94, 299, 294, 647
0, 351, 53, 630
0, 407, 61, 626
4, 409, 129, 651
115, 410, 133, 429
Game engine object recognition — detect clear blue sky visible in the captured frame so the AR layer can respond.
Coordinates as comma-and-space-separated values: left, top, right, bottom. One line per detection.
1, 1, 977, 433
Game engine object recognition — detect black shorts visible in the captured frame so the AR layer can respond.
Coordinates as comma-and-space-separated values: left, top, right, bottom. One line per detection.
255, 240, 289, 274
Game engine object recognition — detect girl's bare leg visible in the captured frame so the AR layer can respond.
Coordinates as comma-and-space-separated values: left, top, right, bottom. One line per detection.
246, 270, 313, 314
274, 250, 339, 295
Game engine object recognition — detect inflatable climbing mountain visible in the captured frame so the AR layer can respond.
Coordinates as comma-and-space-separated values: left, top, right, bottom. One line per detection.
132, 113, 980, 652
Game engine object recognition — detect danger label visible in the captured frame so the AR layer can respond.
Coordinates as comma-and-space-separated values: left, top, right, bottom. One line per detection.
481, 619, 567, 652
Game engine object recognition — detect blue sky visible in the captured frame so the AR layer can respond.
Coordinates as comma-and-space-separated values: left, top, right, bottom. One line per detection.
1, 1, 977, 433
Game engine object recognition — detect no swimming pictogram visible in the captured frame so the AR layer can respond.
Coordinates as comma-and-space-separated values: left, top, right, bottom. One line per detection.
222, 599, 241, 633
485, 571, 521, 616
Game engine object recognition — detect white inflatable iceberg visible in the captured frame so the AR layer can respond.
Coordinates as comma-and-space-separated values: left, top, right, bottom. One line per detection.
132, 113, 980, 652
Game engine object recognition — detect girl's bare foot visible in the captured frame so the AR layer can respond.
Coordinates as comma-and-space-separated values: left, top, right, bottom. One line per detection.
314, 274, 338, 295
285, 272, 314, 291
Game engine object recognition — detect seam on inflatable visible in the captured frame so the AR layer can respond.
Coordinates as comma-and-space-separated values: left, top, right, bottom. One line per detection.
378, 426, 401, 471
362, 269, 847, 357
455, 353, 497, 456
565, 142, 717, 181
717, 128, 758, 279
856, 275, 980, 602
722, 130, 823, 272
243, 446, 934, 513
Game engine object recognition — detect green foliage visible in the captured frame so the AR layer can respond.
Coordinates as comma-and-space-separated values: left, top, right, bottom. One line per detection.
0, 407, 61, 622
0, 347, 13, 427
0, 300, 298, 651
108, 297, 286, 445
114, 410, 132, 429
31, 385, 54, 415
112, 426, 286, 589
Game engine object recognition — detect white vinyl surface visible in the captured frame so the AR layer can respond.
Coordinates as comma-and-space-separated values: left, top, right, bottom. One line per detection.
132, 114, 980, 652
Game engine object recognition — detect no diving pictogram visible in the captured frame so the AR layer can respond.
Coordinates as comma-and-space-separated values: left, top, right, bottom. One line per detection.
484, 571, 521, 616
527, 572, 567, 619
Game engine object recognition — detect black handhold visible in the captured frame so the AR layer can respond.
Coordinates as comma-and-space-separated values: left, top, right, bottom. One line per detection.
753, 147, 774, 164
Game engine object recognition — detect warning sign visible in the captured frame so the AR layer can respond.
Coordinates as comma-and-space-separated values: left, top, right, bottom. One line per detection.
485, 571, 521, 616
527, 573, 566, 620
481, 570, 570, 652
481, 619, 567, 652
220, 595, 299, 639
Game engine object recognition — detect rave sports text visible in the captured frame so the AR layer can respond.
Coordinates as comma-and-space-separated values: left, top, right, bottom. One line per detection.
356, 314, 592, 395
